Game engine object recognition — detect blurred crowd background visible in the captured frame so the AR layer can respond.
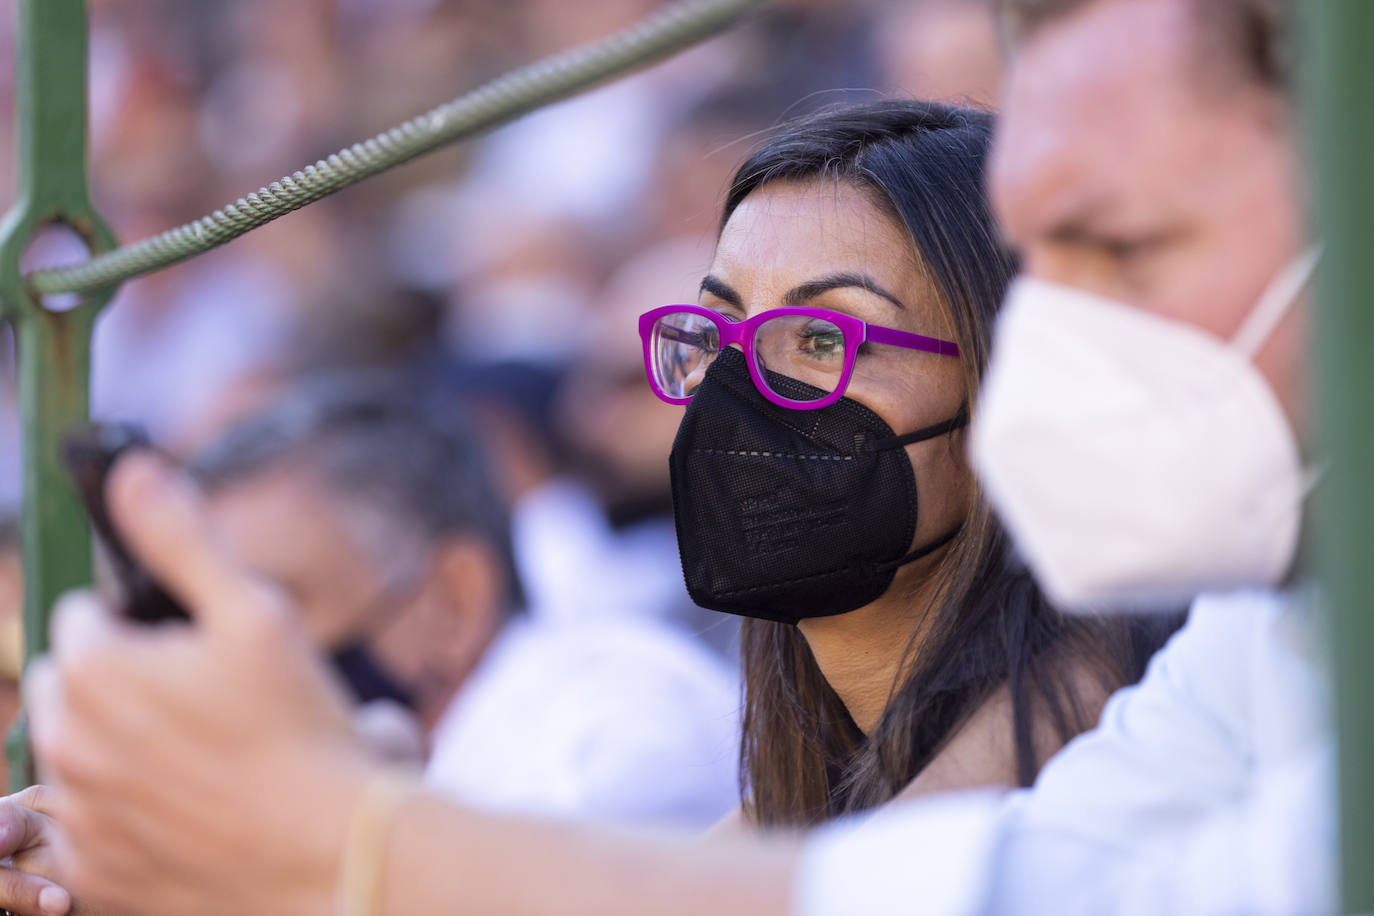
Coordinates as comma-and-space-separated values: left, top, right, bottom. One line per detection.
0, 0, 1006, 769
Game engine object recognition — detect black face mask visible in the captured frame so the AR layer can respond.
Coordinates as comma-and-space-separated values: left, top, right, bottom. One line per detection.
668, 346, 965, 624
330, 643, 417, 709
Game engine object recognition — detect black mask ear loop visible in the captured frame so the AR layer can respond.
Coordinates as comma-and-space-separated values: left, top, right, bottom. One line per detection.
866, 409, 970, 452
864, 408, 970, 574
872, 525, 963, 573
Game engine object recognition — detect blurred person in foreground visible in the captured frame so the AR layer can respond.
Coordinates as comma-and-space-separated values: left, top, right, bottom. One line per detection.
0, 1, 1340, 915
190, 374, 739, 827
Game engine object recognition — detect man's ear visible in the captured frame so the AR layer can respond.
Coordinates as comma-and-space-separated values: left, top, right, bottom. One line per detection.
425, 536, 506, 674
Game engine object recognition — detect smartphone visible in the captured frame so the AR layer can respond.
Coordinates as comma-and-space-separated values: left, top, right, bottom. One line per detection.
62, 422, 190, 624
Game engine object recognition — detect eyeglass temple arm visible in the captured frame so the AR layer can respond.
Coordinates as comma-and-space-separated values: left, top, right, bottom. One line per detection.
864, 324, 961, 357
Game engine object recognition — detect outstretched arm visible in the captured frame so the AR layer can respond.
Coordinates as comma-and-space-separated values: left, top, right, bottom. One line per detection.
23, 453, 795, 916
382, 802, 792, 915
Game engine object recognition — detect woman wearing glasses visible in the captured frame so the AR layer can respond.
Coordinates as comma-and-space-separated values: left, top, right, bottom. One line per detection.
640, 100, 1176, 827
0, 101, 1180, 915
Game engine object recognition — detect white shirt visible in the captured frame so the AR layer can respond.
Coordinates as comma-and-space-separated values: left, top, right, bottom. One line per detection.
424, 615, 740, 829
511, 479, 739, 659
511, 480, 683, 628
798, 589, 1335, 915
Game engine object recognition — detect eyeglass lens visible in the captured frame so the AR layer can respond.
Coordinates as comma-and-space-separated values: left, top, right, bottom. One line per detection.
650, 310, 848, 403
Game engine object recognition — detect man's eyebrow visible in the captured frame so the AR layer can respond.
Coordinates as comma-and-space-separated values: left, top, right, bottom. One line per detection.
699, 274, 743, 309
783, 272, 906, 310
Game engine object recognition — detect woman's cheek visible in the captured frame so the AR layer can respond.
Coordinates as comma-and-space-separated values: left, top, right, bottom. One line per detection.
907, 433, 975, 542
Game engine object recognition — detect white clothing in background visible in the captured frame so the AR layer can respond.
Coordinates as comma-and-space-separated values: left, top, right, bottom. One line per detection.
512, 480, 676, 626
425, 615, 740, 829
511, 479, 739, 659
798, 589, 1335, 916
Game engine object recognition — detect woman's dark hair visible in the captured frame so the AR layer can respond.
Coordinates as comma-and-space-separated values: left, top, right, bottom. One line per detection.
723, 99, 1181, 827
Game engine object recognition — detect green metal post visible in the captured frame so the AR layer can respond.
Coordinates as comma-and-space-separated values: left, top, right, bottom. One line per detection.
1308, 3, 1374, 913
0, 0, 117, 788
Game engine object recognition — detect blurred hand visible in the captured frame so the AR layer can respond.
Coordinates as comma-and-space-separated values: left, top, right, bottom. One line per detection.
25, 454, 383, 916
0, 785, 75, 915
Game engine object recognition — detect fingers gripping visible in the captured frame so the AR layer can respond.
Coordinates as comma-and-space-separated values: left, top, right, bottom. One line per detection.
0, 794, 70, 916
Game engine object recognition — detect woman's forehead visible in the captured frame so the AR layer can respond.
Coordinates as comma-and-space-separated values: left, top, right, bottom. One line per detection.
710, 179, 943, 324
718, 180, 905, 258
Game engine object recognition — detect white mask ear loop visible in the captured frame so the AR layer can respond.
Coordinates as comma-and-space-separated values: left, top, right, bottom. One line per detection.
1228, 244, 1327, 497
1231, 245, 1323, 359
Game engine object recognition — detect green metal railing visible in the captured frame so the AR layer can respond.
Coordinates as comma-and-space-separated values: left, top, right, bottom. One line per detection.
0, 0, 118, 788
0, 0, 765, 788
1309, 4, 1374, 914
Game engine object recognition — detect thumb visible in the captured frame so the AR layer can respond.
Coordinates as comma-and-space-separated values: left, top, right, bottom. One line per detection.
104, 451, 254, 633
0, 867, 71, 916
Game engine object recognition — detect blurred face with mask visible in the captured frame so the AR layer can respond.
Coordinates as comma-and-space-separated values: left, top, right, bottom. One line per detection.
977, 0, 1312, 610
192, 385, 516, 757
203, 462, 506, 737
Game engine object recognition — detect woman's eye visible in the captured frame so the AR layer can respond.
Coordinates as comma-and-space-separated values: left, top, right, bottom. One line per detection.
796, 323, 845, 358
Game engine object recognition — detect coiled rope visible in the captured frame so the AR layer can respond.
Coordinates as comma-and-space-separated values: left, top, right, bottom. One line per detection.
26, 0, 765, 297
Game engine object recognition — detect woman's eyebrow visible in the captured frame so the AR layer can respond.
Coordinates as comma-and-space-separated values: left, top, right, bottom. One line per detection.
698, 274, 743, 309
782, 272, 907, 310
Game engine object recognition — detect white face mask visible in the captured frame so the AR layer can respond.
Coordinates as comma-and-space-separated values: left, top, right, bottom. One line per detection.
969, 249, 1320, 612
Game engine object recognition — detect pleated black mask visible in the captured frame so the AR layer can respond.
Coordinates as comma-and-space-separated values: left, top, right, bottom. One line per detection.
669, 346, 965, 623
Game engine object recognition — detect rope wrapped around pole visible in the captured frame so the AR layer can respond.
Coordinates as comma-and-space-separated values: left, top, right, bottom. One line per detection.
26, 0, 765, 297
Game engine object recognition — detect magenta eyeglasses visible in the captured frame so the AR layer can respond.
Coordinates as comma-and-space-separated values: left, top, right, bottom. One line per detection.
638, 304, 961, 411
